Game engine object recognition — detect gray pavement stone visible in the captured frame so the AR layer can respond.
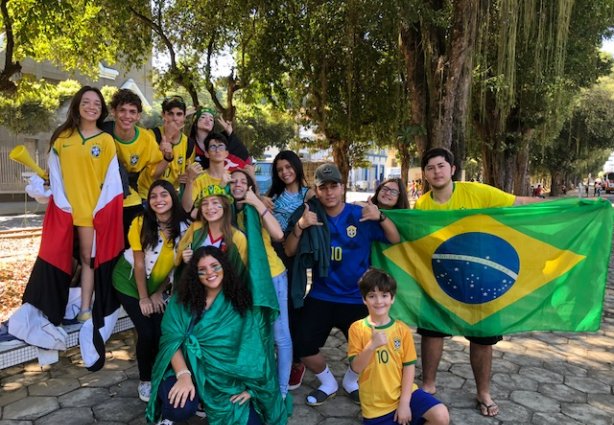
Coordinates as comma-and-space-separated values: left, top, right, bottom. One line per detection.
501, 352, 544, 367
431, 370, 467, 389
532, 412, 583, 425
289, 405, 324, 425
34, 407, 93, 425
532, 333, 570, 345
492, 372, 539, 391
57, 387, 110, 407
588, 368, 614, 386
1, 372, 51, 392
0, 421, 33, 425
561, 403, 613, 425
108, 379, 139, 398
448, 407, 496, 425
564, 375, 611, 394
510, 390, 560, 413
538, 383, 586, 403
2, 397, 59, 420
0, 388, 27, 407
92, 397, 144, 422
28, 377, 80, 396
518, 366, 564, 384
318, 418, 361, 425
542, 361, 588, 378
311, 393, 360, 418
493, 399, 532, 423
587, 393, 614, 415
79, 371, 127, 388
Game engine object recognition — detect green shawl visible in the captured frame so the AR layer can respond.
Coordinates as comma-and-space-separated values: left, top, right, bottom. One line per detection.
145, 295, 287, 424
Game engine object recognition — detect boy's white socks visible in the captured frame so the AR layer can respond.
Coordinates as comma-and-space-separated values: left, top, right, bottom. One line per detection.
342, 367, 359, 393
315, 365, 338, 395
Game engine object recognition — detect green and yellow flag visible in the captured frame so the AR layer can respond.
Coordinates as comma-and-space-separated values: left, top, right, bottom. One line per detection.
372, 198, 613, 336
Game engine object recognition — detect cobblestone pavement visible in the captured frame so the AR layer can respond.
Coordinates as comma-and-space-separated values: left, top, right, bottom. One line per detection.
1, 249, 613, 424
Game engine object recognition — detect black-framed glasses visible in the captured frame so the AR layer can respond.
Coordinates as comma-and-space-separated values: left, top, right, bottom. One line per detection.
381, 186, 400, 196
208, 144, 227, 152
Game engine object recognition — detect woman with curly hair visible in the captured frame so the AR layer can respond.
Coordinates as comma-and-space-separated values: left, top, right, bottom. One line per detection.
146, 246, 287, 425
112, 180, 188, 403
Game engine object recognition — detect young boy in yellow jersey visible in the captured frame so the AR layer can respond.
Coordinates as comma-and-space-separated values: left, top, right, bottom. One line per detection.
104, 89, 172, 246
140, 96, 194, 198
348, 269, 449, 425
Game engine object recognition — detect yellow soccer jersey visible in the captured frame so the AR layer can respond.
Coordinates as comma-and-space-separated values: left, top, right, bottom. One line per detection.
126, 216, 175, 290
114, 126, 163, 207
236, 212, 286, 277
348, 319, 418, 419
139, 129, 193, 197
53, 129, 117, 227
415, 181, 515, 211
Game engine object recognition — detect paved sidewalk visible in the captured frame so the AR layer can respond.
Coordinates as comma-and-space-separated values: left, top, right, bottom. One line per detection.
1, 205, 613, 424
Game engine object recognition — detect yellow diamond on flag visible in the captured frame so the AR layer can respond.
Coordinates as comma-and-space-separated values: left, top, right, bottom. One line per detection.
383, 214, 585, 325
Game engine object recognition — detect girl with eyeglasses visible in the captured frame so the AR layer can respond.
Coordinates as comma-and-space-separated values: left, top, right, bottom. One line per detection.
372, 178, 410, 210
146, 246, 287, 425
112, 180, 189, 403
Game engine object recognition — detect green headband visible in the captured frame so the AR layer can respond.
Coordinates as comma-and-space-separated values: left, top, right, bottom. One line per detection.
195, 107, 217, 120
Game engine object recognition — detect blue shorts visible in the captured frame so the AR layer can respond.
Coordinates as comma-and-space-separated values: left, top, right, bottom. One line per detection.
363, 389, 441, 425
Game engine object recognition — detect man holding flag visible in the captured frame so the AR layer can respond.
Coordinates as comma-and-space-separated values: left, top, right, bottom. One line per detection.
415, 147, 540, 417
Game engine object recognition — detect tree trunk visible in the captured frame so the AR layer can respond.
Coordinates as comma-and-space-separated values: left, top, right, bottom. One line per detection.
331, 138, 352, 188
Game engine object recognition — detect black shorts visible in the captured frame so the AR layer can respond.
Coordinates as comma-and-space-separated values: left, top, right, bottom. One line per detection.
417, 327, 502, 346
295, 296, 367, 358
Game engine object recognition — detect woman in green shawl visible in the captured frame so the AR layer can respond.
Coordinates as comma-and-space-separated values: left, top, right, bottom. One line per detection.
147, 246, 286, 425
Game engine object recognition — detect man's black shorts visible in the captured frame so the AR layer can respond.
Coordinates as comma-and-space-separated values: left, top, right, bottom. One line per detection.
295, 296, 367, 358
417, 327, 502, 346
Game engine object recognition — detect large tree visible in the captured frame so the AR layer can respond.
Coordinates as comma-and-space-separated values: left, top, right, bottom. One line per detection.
471, 0, 614, 194
251, 0, 404, 183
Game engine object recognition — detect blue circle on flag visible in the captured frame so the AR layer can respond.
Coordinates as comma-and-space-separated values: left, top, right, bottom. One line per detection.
432, 232, 519, 304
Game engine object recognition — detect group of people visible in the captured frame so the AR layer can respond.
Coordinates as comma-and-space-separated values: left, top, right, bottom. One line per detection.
12, 85, 546, 425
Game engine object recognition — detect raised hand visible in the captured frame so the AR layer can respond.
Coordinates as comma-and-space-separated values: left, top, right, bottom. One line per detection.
298, 203, 323, 229
359, 196, 380, 222
218, 116, 233, 135
370, 329, 387, 349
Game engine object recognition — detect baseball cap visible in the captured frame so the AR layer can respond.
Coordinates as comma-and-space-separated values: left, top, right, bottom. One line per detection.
314, 163, 343, 186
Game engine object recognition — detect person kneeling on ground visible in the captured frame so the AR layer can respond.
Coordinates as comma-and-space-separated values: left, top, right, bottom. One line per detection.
348, 268, 449, 425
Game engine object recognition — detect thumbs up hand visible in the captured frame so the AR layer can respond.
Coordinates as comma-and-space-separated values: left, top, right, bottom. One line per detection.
360, 196, 381, 222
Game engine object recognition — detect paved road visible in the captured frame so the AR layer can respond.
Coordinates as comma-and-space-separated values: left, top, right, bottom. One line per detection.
1, 193, 613, 424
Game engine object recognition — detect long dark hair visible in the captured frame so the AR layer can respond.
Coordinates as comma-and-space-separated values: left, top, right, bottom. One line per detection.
49, 86, 108, 150
267, 150, 307, 198
140, 180, 188, 250
373, 178, 409, 210
176, 246, 252, 317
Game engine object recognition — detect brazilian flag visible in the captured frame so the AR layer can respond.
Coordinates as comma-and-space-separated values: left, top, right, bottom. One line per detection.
372, 198, 613, 336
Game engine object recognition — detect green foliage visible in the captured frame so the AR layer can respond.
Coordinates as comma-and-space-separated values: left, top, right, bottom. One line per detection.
234, 104, 296, 159
0, 78, 62, 134
100, 86, 119, 105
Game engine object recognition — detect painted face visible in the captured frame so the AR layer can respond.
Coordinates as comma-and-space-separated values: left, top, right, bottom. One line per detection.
79, 91, 102, 123
113, 103, 140, 133
197, 113, 215, 132
230, 172, 249, 200
377, 182, 400, 209
200, 195, 224, 223
423, 156, 455, 190
163, 107, 186, 128
148, 185, 173, 216
363, 288, 394, 318
197, 255, 224, 293
315, 182, 344, 210
276, 159, 297, 186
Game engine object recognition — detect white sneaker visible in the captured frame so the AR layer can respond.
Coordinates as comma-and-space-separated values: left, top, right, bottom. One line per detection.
138, 381, 151, 402
195, 403, 207, 418
156, 419, 174, 425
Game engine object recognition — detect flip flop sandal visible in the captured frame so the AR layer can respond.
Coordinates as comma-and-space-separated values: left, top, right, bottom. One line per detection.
476, 400, 499, 417
306, 389, 337, 406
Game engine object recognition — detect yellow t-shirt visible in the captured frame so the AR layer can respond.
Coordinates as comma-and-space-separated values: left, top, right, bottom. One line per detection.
348, 319, 418, 419
236, 211, 286, 277
415, 181, 516, 210
175, 222, 247, 266
52, 129, 116, 227
139, 129, 193, 198
113, 126, 163, 206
